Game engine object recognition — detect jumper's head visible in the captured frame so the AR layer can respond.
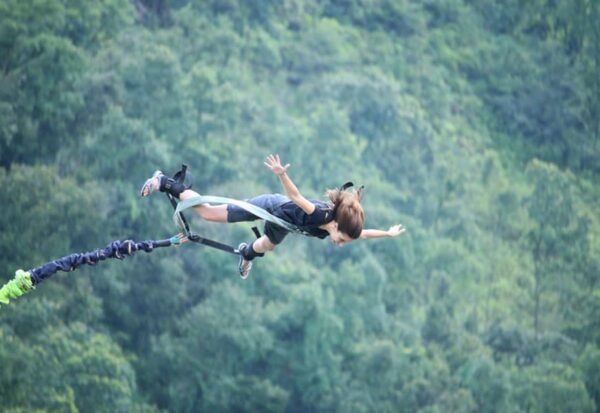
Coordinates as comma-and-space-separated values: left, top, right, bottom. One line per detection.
327, 186, 364, 245
329, 225, 355, 246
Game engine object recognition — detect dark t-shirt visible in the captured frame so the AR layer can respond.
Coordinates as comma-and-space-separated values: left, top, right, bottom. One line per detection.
274, 199, 334, 238
226, 194, 335, 241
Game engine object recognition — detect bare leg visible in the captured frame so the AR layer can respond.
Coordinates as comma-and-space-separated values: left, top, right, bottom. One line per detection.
179, 189, 228, 223
252, 235, 276, 254
237, 235, 275, 278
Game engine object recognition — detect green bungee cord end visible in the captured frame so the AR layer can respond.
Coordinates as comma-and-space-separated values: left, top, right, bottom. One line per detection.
0, 270, 34, 307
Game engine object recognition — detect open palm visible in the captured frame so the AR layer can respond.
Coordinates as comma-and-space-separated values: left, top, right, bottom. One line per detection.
264, 154, 290, 176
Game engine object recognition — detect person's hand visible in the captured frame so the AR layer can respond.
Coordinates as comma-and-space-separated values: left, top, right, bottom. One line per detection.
388, 224, 406, 237
264, 154, 290, 176
172, 233, 189, 245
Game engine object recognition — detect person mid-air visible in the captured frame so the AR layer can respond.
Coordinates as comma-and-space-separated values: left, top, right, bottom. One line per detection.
140, 154, 405, 278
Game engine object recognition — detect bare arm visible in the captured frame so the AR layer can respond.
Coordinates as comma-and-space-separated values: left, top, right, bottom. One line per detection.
264, 154, 316, 214
360, 224, 406, 240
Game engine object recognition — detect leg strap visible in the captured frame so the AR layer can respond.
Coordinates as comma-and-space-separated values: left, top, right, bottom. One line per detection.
160, 176, 187, 198
160, 164, 193, 199
241, 241, 264, 261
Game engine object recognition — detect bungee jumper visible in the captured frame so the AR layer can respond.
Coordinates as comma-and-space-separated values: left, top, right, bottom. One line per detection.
0, 154, 406, 307
141, 154, 406, 278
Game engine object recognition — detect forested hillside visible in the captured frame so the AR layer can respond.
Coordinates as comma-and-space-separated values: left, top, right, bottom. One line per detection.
1, 1, 599, 412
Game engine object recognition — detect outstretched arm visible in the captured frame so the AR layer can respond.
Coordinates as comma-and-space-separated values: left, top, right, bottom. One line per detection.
360, 224, 406, 240
264, 154, 316, 214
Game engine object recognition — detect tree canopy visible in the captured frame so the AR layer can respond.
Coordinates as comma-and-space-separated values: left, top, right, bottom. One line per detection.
1, 0, 598, 412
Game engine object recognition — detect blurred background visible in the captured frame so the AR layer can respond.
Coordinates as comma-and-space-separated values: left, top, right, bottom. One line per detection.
1, 0, 599, 412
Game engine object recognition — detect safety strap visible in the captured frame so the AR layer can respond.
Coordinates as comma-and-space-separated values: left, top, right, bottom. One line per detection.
187, 234, 241, 255
165, 165, 277, 255
168, 199, 242, 255
174, 195, 310, 235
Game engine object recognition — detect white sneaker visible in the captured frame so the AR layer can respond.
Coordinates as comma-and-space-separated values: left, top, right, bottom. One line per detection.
140, 170, 164, 197
238, 243, 253, 279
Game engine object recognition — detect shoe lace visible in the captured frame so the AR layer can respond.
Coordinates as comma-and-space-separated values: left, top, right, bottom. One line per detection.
240, 259, 252, 276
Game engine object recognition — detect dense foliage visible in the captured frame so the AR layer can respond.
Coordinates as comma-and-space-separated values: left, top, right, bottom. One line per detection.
1, 0, 599, 412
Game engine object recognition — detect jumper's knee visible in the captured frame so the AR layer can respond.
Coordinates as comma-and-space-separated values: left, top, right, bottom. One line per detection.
264, 241, 276, 252
253, 236, 276, 254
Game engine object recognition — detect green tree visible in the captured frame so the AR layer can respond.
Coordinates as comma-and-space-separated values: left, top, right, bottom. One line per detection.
0, 164, 106, 276
0, 323, 154, 413
513, 362, 594, 413
0, 0, 133, 167
578, 344, 600, 410
525, 160, 584, 337
146, 281, 285, 412
458, 357, 512, 413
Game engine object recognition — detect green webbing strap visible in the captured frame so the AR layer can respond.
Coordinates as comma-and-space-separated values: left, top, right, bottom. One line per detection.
174, 196, 309, 235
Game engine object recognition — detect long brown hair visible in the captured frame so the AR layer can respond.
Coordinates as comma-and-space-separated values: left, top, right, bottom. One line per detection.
326, 186, 364, 239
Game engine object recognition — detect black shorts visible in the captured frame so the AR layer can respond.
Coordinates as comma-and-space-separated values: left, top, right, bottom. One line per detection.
226, 194, 290, 245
